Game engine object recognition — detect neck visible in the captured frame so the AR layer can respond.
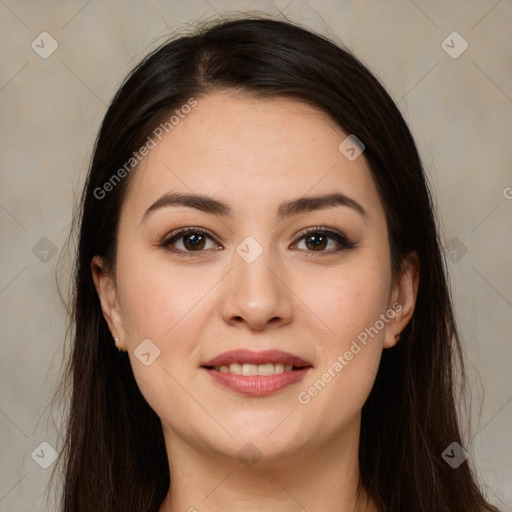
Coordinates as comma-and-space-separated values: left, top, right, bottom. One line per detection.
158, 415, 376, 512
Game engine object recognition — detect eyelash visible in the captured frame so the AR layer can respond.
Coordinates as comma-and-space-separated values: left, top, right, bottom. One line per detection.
159, 226, 357, 258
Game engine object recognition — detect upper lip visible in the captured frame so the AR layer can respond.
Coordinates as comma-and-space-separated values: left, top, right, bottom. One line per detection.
202, 349, 313, 368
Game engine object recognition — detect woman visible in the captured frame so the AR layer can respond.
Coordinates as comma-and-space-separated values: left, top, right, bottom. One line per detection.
50, 15, 499, 511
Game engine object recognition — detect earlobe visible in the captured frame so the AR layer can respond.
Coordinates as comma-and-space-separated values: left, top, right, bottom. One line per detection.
384, 251, 420, 348
91, 256, 126, 350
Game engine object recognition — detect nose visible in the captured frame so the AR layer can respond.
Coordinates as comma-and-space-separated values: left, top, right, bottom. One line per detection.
220, 243, 294, 332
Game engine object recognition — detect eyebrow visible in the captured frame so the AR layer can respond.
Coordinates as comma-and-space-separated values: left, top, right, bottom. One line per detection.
141, 191, 368, 222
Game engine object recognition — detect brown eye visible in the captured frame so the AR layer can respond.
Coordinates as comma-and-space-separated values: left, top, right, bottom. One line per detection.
303, 232, 328, 251
182, 232, 207, 251
292, 227, 357, 255
160, 227, 221, 257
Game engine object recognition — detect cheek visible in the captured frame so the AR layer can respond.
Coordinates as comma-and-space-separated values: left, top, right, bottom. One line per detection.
292, 253, 391, 422
297, 251, 392, 344
115, 247, 215, 343
114, 258, 212, 422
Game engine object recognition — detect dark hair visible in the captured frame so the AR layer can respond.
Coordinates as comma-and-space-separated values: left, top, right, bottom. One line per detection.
50, 14, 499, 512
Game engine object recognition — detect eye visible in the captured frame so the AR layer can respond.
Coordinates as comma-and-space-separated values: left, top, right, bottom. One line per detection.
292, 227, 357, 255
160, 227, 221, 257
159, 226, 357, 258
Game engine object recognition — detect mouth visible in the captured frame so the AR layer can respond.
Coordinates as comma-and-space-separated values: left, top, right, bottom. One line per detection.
202, 362, 310, 375
201, 349, 313, 396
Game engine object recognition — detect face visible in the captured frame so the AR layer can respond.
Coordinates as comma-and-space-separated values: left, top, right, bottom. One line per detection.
93, 92, 418, 466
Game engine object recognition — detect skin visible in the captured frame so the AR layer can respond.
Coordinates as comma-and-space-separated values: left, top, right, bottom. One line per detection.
92, 92, 419, 512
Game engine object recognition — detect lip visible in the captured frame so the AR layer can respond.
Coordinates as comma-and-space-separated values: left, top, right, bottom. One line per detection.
202, 349, 312, 368
203, 367, 311, 396
201, 349, 313, 397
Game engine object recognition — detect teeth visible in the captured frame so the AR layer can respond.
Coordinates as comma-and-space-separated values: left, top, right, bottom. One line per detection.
228, 363, 242, 375
215, 363, 297, 375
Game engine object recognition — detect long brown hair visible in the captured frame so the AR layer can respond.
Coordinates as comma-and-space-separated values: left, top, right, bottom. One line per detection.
50, 15, 499, 511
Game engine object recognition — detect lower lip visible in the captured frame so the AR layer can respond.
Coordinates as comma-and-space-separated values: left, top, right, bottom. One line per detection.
202, 367, 311, 396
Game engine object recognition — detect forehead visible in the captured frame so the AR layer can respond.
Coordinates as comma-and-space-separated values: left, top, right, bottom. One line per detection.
122, 92, 384, 225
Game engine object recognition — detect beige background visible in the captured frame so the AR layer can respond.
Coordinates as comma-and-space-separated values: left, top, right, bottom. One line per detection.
0, 0, 511, 510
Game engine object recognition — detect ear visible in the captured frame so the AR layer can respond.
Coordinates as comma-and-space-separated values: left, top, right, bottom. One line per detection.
91, 255, 127, 351
384, 251, 420, 348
